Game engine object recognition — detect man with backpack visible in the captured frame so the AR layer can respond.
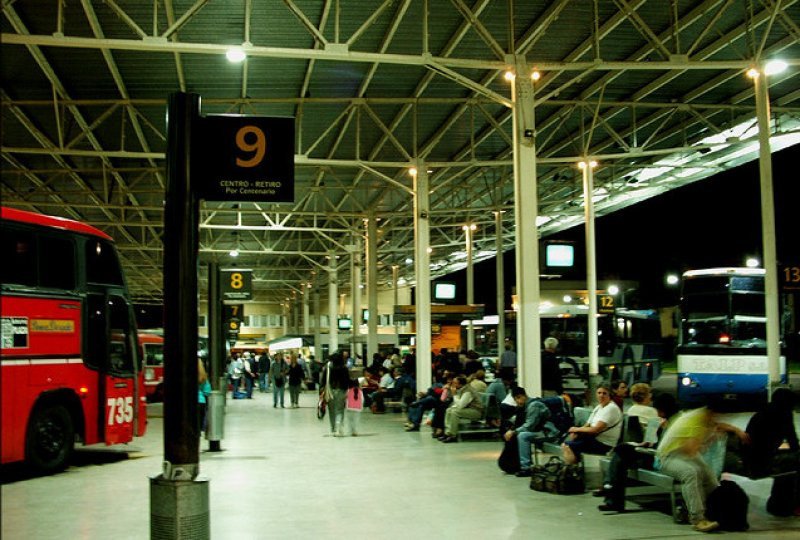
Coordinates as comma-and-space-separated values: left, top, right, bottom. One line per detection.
504, 387, 558, 477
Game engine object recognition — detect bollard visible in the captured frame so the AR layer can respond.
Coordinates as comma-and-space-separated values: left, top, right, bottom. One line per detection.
205, 390, 224, 451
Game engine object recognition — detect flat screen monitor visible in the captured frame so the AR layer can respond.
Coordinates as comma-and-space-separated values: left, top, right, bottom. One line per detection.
434, 282, 456, 300
546, 244, 575, 267
337, 318, 352, 330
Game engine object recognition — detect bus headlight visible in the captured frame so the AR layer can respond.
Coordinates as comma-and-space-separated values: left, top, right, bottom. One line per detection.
681, 376, 692, 387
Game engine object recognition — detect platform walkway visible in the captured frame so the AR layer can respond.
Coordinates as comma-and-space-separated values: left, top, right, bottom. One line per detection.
2, 390, 799, 539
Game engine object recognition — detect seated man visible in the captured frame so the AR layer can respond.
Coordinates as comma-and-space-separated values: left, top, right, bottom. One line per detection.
485, 370, 514, 428
440, 375, 484, 443
369, 367, 395, 413
656, 401, 750, 532
405, 373, 450, 432
504, 387, 555, 477
562, 383, 623, 465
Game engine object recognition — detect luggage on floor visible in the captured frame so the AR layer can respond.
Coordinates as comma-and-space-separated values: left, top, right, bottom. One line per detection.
706, 479, 749, 530
498, 438, 520, 474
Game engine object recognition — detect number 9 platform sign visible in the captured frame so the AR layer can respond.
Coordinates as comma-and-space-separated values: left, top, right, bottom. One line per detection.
195, 115, 294, 203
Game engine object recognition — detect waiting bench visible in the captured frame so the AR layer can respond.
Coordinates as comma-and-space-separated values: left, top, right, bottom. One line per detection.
457, 394, 500, 441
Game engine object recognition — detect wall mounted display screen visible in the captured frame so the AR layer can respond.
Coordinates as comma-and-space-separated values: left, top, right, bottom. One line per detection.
546, 244, 575, 267
434, 282, 456, 300
337, 318, 352, 330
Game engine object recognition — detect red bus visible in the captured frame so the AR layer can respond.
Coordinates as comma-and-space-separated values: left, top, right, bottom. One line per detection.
1, 207, 146, 473
139, 331, 165, 401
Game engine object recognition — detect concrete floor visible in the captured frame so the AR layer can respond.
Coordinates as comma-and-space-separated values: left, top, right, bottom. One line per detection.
2, 390, 799, 540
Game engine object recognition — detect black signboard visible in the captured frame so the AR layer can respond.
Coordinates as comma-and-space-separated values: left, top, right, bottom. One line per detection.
780, 263, 800, 292
196, 115, 294, 202
221, 270, 253, 301
598, 294, 616, 314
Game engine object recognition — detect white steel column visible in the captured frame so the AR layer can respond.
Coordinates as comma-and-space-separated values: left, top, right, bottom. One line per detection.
291, 293, 300, 334
392, 264, 400, 339
752, 67, 782, 392
351, 237, 363, 361
581, 160, 600, 388
313, 291, 321, 360
282, 302, 289, 336
414, 162, 432, 392
302, 287, 310, 335
495, 210, 506, 356
367, 215, 379, 361
328, 252, 339, 355
512, 58, 542, 396
465, 223, 476, 351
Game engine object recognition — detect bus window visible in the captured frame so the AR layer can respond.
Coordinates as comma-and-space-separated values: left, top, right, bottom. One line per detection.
108, 295, 135, 374
144, 343, 164, 367
731, 293, 765, 317
86, 239, 124, 285
1, 227, 36, 286
39, 236, 76, 290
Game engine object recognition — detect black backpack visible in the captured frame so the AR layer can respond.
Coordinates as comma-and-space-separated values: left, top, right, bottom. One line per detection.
537, 396, 574, 437
706, 480, 749, 531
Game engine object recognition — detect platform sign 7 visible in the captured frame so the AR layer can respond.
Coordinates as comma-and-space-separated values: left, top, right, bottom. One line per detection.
195, 115, 295, 203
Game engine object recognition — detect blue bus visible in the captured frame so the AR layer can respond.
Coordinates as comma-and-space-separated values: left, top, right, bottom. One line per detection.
677, 267, 787, 404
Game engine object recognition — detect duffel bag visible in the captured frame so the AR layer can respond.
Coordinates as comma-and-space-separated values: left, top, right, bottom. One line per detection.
555, 462, 585, 495
530, 456, 562, 493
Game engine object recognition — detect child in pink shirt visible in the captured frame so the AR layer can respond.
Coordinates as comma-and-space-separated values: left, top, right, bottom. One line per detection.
345, 379, 364, 436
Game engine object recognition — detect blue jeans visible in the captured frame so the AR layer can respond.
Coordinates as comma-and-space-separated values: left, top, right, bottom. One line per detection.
244, 376, 254, 398
273, 385, 285, 406
518, 431, 548, 470
407, 395, 438, 426
259, 372, 269, 392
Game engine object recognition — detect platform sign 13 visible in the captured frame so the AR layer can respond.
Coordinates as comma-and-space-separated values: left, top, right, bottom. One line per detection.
196, 115, 295, 203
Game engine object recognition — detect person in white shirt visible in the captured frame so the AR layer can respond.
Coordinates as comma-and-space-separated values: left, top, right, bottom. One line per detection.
627, 383, 659, 430
562, 383, 622, 464
440, 375, 485, 443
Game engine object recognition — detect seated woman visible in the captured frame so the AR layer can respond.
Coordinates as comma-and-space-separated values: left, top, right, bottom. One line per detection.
610, 379, 628, 410
562, 383, 622, 465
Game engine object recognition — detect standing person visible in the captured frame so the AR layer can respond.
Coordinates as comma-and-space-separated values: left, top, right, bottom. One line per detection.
344, 379, 364, 436
269, 352, 288, 408
499, 343, 517, 373
321, 352, 350, 436
287, 353, 304, 408
258, 351, 271, 392
198, 358, 211, 433
743, 388, 799, 516
656, 402, 750, 532
541, 337, 563, 396
242, 352, 255, 399
228, 353, 244, 397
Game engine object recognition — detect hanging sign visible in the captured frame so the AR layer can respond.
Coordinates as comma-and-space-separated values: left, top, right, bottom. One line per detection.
195, 115, 295, 202
221, 270, 252, 301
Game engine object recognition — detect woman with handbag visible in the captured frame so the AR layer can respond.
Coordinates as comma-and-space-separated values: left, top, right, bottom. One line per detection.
562, 383, 622, 465
321, 352, 350, 436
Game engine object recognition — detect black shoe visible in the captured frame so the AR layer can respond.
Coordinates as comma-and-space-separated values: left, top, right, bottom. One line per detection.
515, 469, 532, 477
592, 489, 607, 498
441, 436, 458, 443
598, 504, 624, 512
405, 425, 420, 432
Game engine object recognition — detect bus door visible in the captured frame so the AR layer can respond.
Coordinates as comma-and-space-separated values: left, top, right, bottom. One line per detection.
86, 293, 138, 445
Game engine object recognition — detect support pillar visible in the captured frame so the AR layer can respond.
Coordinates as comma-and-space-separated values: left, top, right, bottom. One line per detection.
511, 58, 542, 396
328, 252, 339, 355
414, 162, 432, 392
367, 214, 379, 362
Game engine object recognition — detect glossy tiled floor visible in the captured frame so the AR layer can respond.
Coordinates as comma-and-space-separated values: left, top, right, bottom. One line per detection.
2, 390, 799, 539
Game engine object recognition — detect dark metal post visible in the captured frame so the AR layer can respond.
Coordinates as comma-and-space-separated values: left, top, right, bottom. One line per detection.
151, 91, 209, 540
162, 91, 201, 473
206, 261, 224, 451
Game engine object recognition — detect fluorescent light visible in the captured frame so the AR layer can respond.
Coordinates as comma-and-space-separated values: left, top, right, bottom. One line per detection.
764, 59, 787, 75
226, 48, 246, 63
